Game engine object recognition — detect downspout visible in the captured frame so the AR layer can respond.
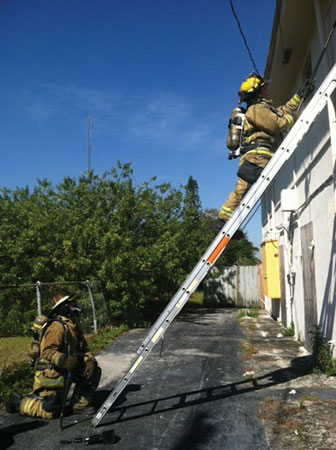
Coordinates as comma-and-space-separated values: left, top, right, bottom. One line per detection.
327, 96, 336, 188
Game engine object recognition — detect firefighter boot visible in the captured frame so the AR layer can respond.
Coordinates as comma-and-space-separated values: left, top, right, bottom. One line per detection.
212, 217, 244, 240
70, 387, 96, 415
6, 391, 22, 413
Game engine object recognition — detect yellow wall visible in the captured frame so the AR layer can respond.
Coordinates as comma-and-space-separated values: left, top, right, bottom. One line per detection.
261, 240, 281, 299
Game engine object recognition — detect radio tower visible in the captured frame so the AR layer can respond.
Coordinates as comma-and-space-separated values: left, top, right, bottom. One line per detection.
87, 114, 92, 172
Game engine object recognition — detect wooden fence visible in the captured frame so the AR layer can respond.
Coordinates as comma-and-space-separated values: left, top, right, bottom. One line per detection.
203, 265, 260, 308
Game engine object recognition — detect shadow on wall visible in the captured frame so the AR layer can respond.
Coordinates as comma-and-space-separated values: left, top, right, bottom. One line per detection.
203, 266, 260, 308
203, 267, 237, 307
319, 213, 336, 344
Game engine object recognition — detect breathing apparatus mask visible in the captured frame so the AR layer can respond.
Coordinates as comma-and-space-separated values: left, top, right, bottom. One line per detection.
52, 294, 81, 318
66, 301, 82, 318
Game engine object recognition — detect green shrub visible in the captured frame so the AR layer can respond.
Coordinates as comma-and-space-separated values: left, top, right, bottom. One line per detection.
283, 321, 295, 337
310, 325, 336, 376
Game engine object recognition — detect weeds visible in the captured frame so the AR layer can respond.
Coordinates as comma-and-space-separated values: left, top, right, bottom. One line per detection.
237, 307, 260, 322
86, 325, 128, 354
283, 321, 295, 337
241, 338, 258, 360
247, 306, 260, 318
298, 394, 318, 409
310, 325, 336, 376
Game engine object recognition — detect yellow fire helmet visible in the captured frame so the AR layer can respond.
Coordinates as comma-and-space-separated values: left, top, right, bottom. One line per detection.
238, 72, 266, 102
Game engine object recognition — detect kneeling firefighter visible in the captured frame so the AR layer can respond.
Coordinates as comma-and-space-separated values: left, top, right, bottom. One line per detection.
214, 72, 308, 235
6, 293, 101, 419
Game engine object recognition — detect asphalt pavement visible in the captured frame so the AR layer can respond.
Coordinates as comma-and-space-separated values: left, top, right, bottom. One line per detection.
1, 308, 336, 450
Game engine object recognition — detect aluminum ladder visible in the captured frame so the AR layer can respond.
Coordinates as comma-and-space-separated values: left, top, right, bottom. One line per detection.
91, 63, 336, 428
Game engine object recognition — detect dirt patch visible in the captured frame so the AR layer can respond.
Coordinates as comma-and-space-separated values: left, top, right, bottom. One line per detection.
259, 397, 336, 450
239, 311, 336, 450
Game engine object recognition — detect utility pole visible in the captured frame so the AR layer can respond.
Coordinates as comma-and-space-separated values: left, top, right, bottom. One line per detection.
87, 114, 92, 172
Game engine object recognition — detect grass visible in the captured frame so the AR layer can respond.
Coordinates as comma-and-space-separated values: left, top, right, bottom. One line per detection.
237, 306, 260, 322
188, 291, 204, 307
0, 290, 206, 408
0, 336, 31, 369
0, 324, 128, 407
86, 325, 129, 355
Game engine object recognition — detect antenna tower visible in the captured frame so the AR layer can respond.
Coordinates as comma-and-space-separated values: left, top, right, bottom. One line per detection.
87, 114, 92, 172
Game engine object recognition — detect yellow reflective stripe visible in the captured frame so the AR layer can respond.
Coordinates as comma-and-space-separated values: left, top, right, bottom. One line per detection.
187, 279, 198, 293
151, 327, 164, 344
23, 398, 35, 415
130, 356, 143, 374
34, 371, 64, 389
176, 292, 188, 308
289, 94, 301, 107
220, 206, 234, 216
239, 148, 274, 164
284, 114, 294, 127
34, 376, 64, 388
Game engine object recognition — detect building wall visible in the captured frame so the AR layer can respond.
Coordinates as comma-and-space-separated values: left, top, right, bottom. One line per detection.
261, 0, 336, 352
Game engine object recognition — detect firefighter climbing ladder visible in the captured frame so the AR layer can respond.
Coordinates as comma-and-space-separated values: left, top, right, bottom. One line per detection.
91, 63, 336, 428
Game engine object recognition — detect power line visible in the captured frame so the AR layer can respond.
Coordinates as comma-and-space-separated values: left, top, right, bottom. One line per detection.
228, 0, 260, 75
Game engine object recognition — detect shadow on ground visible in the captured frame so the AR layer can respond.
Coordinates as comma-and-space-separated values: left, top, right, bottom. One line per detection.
95, 355, 314, 428
0, 420, 47, 450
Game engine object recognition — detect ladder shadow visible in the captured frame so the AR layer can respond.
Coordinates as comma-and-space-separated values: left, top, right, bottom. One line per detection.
97, 355, 313, 427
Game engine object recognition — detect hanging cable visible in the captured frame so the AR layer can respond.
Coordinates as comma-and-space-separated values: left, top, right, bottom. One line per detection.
228, 0, 260, 75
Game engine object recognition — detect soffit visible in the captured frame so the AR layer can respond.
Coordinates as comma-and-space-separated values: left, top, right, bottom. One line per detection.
264, 0, 316, 106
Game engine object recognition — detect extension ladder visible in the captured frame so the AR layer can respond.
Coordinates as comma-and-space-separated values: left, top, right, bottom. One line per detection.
91, 63, 336, 428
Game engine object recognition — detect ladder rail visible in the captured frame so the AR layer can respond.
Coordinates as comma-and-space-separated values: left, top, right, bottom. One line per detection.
91, 64, 336, 428
136, 63, 336, 353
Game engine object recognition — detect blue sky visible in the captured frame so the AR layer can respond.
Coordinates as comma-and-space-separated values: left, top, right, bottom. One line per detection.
1, 0, 276, 246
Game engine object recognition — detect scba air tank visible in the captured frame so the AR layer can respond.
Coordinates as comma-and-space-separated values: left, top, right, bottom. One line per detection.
226, 106, 245, 151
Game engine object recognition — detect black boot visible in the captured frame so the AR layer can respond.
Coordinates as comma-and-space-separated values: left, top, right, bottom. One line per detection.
6, 391, 22, 413
212, 217, 245, 240
213, 217, 226, 235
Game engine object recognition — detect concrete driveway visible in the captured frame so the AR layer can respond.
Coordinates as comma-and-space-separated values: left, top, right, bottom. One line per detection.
1, 308, 335, 449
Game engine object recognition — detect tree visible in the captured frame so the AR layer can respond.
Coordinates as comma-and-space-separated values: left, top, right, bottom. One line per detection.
0, 164, 260, 332
200, 208, 259, 271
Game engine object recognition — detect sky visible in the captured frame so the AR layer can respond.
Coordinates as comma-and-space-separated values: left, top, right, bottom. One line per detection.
1, 0, 276, 246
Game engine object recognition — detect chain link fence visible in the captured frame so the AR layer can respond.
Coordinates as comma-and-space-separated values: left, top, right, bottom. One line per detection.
0, 280, 110, 371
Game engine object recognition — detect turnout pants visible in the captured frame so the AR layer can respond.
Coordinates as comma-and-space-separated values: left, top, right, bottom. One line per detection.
219, 153, 270, 221
19, 381, 95, 420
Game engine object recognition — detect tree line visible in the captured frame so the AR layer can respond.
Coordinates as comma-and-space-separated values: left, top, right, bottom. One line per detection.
0, 162, 258, 334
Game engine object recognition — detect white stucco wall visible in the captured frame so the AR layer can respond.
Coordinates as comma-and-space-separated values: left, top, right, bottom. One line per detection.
261, 0, 336, 353
261, 83, 336, 351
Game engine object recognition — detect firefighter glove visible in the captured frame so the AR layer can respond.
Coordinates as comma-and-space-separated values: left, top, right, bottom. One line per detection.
62, 355, 79, 372
83, 358, 98, 381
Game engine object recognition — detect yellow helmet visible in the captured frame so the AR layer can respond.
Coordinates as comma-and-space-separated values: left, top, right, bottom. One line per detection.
239, 72, 266, 101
